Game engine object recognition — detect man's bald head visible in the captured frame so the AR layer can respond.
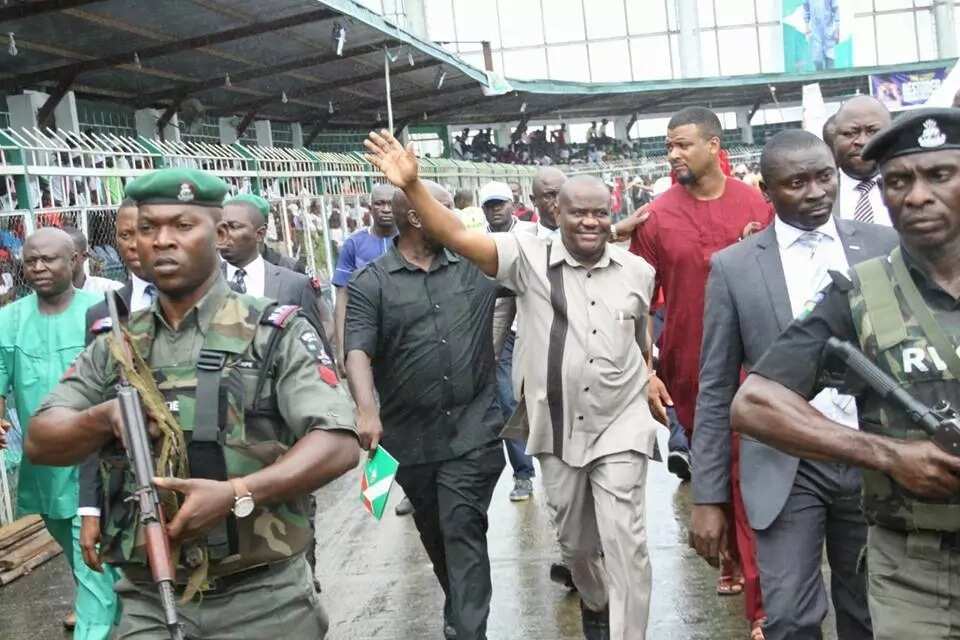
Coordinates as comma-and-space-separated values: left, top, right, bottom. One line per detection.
392, 180, 453, 230
25, 227, 76, 256
23, 227, 79, 298
558, 175, 609, 209
833, 96, 891, 179
532, 167, 566, 230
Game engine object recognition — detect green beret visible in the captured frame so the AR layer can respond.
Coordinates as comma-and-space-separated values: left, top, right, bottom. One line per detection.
223, 193, 270, 220
124, 167, 229, 207
862, 107, 960, 165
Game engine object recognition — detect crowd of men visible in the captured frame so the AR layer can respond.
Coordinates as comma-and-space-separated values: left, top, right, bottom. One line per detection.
0, 93, 959, 640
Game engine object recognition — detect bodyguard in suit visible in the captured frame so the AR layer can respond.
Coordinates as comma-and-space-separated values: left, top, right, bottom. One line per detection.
691, 130, 896, 640
78, 199, 155, 572
220, 194, 334, 349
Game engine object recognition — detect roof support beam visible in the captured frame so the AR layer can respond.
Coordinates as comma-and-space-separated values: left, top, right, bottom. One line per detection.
0, 7, 338, 91
0, 0, 107, 23
216, 60, 441, 117
135, 38, 394, 107
349, 83, 478, 115
36, 73, 77, 129
234, 110, 258, 138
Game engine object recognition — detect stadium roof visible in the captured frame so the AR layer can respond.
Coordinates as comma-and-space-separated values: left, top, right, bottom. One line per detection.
0, 0, 954, 135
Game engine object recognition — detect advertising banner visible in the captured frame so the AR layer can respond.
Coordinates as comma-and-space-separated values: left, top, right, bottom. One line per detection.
871, 69, 947, 110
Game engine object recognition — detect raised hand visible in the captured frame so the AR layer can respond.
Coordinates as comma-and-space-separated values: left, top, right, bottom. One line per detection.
364, 129, 419, 189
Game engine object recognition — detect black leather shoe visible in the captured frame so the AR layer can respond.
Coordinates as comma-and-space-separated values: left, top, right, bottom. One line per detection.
580, 600, 610, 640
550, 563, 576, 590
443, 622, 457, 639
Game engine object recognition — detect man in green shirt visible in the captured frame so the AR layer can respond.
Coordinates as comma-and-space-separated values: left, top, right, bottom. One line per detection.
0, 227, 118, 637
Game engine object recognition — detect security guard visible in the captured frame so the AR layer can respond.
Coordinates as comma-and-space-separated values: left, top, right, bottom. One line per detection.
24, 167, 359, 640
730, 107, 960, 639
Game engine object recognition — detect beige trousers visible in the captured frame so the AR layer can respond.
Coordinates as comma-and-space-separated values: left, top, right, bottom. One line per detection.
538, 451, 651, 640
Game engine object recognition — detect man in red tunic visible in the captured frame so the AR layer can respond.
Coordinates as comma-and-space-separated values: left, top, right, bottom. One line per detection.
626, 107, 772, 633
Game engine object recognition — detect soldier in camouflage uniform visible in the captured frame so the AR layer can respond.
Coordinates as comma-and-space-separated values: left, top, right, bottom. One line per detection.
24, 167, 359, 640
730, 107, 960, 639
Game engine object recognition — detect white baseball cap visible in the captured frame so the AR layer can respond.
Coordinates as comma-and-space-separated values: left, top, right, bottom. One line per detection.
479, 181, 513, 206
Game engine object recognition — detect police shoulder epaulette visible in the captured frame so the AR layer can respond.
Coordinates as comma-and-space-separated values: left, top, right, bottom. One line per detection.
827, 269, 854, 292
90, 317, 113, 335
261, 304, 300, 328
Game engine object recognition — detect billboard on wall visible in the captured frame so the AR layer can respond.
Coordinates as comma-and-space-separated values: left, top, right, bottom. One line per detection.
782, 0, 854, 73
871, 69, 948, 110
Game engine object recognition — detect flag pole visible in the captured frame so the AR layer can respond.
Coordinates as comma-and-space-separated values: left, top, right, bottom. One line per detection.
384, 48, 394, 133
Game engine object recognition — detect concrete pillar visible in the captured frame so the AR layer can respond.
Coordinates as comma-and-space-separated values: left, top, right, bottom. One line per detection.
397, 0, 428, 39
736, 109, 754, 145
135, 108, 181, 142
934, 0, 958, 59
676, 0, 702, 79
218, 117, 238, 144
613, 117, 630, 142
494, 124, 512, 147
291, 122, 304, 147
254, 120, 273, 147
54, 90, 79, 134
7, 91, 49, 130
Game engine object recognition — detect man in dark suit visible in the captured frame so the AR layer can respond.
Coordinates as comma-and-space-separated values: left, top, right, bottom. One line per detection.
690, 130, 897, 640
78, 199, 155, 572
219, 194, 334, 349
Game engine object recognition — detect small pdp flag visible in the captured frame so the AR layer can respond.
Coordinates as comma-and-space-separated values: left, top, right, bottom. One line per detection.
360, 446, 399, 520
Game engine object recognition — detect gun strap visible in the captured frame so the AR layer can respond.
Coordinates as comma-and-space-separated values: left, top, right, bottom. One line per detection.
855, 258, 908, 350
890, 247, 960, 380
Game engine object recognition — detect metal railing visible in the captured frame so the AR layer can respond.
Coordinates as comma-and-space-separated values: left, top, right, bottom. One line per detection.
0, 126, 752, 301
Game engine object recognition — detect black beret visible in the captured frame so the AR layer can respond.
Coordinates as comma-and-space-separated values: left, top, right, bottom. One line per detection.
862, 107, 960, 165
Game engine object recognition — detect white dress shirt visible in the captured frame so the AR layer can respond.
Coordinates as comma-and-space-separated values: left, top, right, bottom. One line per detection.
537, 222, 560, 241
775, 216, 858, 429
837, 170, 892, 227
129, 273, 154, 313
81, 274, 123, 294
225, 253, 267, 297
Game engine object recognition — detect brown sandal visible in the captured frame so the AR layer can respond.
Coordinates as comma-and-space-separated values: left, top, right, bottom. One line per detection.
716, 573, 744, 596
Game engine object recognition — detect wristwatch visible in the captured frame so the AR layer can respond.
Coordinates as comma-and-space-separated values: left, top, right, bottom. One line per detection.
229, 478, 255, 518
610, 223, 619, 242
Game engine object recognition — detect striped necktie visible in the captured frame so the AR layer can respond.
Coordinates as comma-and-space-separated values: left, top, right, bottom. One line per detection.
232, 268, 247, 294
853, 178, 876, 223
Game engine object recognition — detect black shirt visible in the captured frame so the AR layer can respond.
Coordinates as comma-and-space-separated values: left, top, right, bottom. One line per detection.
753, 245, 960, 401
345, 244, 501, 465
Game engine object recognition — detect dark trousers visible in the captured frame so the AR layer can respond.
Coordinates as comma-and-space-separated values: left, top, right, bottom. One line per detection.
497, 331, 534, 479
396, 440, 505, 640
754, 460, 872, 640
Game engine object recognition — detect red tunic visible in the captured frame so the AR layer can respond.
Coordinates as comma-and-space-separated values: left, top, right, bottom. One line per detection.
630, 178, 772, 435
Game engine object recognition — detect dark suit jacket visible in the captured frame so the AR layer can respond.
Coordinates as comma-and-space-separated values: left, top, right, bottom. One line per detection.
78, 282, 134, 511
263, 261, 334, 352
692, 219, 897, 530
262, 245, 304, 274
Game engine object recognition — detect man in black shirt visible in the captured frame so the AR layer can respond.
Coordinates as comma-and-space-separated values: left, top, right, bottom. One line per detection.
731, 108, 960, 639
344, 180, 504, 640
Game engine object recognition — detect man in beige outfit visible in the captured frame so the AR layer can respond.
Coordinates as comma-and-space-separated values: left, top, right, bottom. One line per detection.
365, 130, 661, 640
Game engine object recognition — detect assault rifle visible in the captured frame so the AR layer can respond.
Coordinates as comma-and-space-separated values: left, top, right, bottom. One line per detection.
826, 337, 960, 457
107, 292, 185, 640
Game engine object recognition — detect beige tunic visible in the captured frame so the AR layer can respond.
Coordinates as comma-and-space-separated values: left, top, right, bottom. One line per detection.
492, 232, 659, 468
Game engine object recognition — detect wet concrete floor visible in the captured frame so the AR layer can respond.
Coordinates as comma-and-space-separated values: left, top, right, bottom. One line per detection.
0, 431, 838, 639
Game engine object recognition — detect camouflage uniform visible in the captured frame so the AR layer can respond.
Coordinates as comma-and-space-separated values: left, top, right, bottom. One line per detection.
846, 251, 960, 639
38, 277, 356, 640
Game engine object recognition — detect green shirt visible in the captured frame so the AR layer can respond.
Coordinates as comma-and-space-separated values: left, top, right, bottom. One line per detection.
0, 288, 101, 519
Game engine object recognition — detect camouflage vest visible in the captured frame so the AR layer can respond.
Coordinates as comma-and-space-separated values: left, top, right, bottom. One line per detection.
98, 292, 313, 578
849, 253, 960, 532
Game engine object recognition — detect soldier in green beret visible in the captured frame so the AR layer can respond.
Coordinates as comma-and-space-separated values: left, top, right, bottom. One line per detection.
731, 107, 960, 639
25, 167, 359, 639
